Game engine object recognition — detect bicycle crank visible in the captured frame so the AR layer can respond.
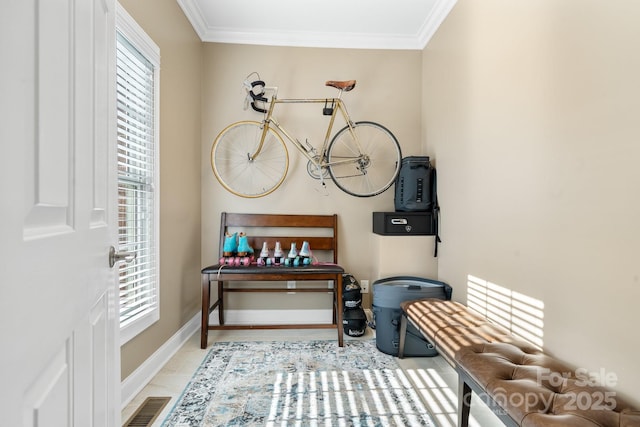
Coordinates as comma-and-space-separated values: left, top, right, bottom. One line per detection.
307, 157, 330, 180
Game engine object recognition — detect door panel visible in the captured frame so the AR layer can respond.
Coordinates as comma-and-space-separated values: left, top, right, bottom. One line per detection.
90, 294, 110, 427
23, 341, 72, 427
0, 0, 118, 425
24, 0, 73, 237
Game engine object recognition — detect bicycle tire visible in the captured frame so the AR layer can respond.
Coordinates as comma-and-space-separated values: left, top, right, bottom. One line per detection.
211, 121, 289, 198
327, 121, 402, 197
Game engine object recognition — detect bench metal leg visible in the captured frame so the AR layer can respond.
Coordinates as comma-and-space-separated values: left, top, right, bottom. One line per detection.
458, 377, 471, 427
398, 313, 408, 358
336, 274, 343, 347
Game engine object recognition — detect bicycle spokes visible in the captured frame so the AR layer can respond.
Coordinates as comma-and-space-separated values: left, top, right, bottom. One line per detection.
327, 121, 401, 197
325, 155, 367, 178
211, 121, 289, 198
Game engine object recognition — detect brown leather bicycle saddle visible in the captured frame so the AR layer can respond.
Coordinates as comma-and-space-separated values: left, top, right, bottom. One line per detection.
325, 80, 356, 91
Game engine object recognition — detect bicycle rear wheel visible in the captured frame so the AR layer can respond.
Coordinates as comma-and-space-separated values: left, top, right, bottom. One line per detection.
211, 121, 289, 198
327, 121, 402, 197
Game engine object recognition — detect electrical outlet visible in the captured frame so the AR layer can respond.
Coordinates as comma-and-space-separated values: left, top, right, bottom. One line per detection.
287, 280, 296, 295
360, 279, 369, 294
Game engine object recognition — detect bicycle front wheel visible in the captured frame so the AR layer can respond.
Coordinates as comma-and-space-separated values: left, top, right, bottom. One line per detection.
327, 121, 402, 197
211, 121, 289, 198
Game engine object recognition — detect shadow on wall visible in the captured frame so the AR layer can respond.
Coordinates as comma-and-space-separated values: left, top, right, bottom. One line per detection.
466, 275, 545, 349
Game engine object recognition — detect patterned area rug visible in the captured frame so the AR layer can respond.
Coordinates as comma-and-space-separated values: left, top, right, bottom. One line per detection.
162, 340, 435, 427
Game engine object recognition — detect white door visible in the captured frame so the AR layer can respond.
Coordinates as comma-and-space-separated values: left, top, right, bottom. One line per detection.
0, 0, 119, 426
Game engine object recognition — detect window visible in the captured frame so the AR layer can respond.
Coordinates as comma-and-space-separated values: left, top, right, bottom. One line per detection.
116, 4, 160, 345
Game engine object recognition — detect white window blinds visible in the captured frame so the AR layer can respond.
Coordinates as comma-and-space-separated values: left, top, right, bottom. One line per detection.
116, 5, 160, 344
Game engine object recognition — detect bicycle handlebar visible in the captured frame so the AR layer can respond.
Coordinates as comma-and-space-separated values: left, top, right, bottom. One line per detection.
251, 100, 268, 114
243, 79, 277, 114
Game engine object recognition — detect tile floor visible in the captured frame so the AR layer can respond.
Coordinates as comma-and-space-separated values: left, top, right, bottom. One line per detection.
122, 327, 503, 427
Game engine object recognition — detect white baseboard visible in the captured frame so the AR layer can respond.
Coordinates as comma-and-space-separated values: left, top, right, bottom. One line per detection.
120, 312, 200, 409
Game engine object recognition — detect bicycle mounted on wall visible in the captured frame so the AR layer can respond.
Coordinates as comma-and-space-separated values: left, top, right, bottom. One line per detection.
210, 72, 402, 198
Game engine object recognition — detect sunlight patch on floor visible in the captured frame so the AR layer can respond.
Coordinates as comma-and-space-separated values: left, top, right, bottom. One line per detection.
405, 368, 487, 427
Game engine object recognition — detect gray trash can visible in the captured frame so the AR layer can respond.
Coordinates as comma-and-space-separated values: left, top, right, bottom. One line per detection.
372, 276, 452, 357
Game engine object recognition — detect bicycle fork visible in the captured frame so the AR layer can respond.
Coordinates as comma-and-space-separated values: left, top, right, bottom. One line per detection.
246, 122, 269, 162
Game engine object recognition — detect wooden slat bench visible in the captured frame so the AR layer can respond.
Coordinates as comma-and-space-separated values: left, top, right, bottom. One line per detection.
201, 212, 345, 349
399, 298, 640, 427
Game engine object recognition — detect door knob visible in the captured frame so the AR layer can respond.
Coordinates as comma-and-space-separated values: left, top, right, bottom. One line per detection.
109, 246, 137, 268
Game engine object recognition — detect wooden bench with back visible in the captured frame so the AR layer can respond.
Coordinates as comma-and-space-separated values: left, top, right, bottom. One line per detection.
201, 212, 345, 349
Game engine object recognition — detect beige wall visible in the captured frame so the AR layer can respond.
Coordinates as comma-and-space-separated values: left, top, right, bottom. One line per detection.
201, 44, 425, 309
118, 0, 202, 380
118, 0, 640, 406
423, 0, 640, 404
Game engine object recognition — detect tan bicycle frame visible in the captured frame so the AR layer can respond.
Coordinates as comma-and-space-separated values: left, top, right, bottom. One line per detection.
249, 90, 363, 169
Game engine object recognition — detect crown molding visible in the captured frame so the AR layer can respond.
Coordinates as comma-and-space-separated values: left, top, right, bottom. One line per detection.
177, 0, 457, 50
417, 0, 458, 48
176, 0, 207, 40
199, 29, 425, 50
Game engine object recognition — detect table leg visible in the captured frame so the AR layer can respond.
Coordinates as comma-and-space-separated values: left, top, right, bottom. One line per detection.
201, 273, 210, 349
217, 280, 224, 325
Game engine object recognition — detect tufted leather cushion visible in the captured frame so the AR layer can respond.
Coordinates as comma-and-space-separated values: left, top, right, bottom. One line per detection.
401, 298, 640, 427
